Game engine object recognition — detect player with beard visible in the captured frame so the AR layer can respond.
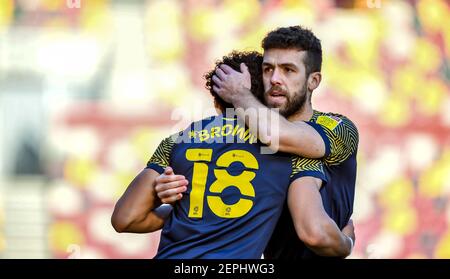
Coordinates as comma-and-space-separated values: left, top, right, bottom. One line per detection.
211, 26, 359, 259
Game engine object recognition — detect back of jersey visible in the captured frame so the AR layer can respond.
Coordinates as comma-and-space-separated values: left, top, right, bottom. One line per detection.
147, 115, 294, 259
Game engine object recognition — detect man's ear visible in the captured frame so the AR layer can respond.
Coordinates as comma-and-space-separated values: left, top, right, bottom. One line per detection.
307, 72, 322, 92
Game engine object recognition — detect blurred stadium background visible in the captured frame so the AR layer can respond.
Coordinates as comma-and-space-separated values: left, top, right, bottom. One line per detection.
0, 0, 449, 259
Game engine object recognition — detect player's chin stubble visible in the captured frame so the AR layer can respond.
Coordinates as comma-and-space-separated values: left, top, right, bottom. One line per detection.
264, 83, 308, 118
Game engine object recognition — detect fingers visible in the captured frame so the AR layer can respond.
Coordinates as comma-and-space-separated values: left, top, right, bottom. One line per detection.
212, 67, 231, 94
161, 193, 184, 204
212, 85, 221, 94
240, 63, 249, 75
155, 167, 188, 204
155, 173, 186, 184
215, 67, 227, 81
155, 178, 188, 192
212, 75, 223, 88
219, 64, 234, 74
155, 179, 188, 204
164, 166, 174, 175
157, 182, 187, 197
157, 184, 188, 203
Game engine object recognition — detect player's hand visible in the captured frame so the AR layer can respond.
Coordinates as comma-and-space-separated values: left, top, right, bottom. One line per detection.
212, 63, 252, 104
154, 167, 188, 204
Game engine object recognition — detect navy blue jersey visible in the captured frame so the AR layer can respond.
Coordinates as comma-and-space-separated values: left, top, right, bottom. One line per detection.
264, 110, 359, 259
146, 115, 327, 259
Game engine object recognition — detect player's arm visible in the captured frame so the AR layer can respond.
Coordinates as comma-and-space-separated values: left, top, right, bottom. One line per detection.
111, 168, 163, 233
112, 133, 187, 233
288, 176, 354, 257
111, 167, 188, 233
213, 64, 325, 158
237, 97, 324, 158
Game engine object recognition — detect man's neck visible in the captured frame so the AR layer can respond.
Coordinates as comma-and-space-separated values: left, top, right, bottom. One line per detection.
287, 103, 314, 122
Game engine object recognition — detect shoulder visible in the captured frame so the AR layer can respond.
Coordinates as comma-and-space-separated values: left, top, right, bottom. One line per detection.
311, 111, 358, 135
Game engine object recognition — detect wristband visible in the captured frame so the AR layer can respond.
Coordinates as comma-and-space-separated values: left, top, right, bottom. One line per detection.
347, 236, 354, 254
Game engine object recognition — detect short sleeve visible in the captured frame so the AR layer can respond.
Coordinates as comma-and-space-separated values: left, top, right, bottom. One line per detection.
311, 114, 359, 165
146, 136, 175, 174
290, 156, 328, 184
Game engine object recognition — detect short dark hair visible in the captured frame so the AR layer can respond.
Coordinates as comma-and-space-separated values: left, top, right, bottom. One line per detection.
262, 26, 322, 75
204, 51, 263, 112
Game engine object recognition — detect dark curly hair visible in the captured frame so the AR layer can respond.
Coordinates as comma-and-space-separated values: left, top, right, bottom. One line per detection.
204, 51, 264, 112
262, 26, 322, 76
